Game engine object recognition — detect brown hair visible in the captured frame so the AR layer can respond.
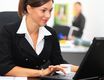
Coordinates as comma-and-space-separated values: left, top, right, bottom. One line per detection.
74, 2, 82, 6
18, 0, 54, 18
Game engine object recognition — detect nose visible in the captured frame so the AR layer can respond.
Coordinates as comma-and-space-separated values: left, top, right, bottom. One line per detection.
45, 11, 51, 18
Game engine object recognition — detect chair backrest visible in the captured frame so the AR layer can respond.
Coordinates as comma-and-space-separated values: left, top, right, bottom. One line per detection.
0, 11, 20, 28
53, 25, 70, 39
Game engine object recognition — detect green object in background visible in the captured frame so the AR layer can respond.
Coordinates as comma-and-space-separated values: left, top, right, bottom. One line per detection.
54, 4, 69, 26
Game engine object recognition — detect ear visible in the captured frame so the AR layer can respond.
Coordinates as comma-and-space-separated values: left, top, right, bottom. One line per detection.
26, 5, 32, 14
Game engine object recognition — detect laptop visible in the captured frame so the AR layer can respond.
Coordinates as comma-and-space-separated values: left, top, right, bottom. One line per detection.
39, 37, 104, 80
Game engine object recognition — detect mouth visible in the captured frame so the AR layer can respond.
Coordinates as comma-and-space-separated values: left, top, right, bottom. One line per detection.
42, 20, 48, 23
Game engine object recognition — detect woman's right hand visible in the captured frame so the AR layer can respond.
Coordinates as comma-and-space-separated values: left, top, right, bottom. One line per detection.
40, 65, 66, 76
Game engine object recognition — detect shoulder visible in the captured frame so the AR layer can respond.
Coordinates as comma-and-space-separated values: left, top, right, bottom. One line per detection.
45, 26, 57, 36
80, 13, 85, 20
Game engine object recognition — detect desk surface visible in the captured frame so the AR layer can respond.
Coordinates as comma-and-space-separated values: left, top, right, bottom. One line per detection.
0, 77, 40, 80
0, 77, 72, 80
28, 77, 40, 80
59, 40, 89, 53
0, 76, 100, 80
61, 45, 88, 53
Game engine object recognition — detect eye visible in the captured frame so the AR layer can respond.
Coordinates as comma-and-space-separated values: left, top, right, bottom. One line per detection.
50, 8, 53, 12
41, 9, 47, 13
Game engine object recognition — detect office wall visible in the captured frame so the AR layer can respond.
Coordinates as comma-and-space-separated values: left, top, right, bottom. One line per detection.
0, 0, 19, 11
0, 0, 104, 41
82, 0, 104, 41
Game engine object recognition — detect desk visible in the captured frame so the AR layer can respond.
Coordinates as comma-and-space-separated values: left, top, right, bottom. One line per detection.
0, 77, 72, 80
60, 40, 89, 66
0, 76, 100, 80
60, 40, 89, 53
0, 77, 40, 80
28, 77, 40, 80
28, 77, 74, 80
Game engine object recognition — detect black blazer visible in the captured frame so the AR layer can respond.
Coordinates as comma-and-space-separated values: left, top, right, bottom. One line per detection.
0, 21, 67, 75
72, 13, 85, 38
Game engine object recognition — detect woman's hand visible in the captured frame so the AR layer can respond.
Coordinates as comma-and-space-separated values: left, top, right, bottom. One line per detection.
71, 65, 79, 72
40, 65, 66, 76
39, 65, 79, 76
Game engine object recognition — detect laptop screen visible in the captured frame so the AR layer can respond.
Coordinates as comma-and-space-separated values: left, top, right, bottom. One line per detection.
73, 37, 104, 80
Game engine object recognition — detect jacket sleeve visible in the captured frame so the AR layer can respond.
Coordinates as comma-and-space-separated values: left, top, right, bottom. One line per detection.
0, 25, 15, 75
72, 14, 85, 38
50, 29, 68, 65
77, 15, 85, 37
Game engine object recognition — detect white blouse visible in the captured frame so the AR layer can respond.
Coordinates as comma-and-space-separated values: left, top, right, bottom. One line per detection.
17, 16, 52, 55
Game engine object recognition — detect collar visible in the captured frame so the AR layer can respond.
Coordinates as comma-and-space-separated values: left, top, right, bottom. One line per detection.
16, 15, 52, 36
17, 15, 27, 34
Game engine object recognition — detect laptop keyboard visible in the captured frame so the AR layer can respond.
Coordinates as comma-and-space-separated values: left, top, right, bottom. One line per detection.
50, 75, 73, 79
41, 72, 75, 80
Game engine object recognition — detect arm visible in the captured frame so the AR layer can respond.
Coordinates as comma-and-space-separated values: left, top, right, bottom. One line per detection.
77, 14, 85, 37
6, 65, 66, 77
5, 66, 42, 77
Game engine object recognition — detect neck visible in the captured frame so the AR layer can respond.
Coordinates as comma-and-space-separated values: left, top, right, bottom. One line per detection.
26, 15, 39, 35
75, 12, 80, 17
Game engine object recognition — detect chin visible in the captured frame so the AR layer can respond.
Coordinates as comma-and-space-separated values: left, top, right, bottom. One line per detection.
38, 25, 45, 27
40, 23, 46, 27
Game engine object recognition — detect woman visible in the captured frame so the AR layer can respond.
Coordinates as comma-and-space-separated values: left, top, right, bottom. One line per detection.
0, 0, 78, 77
72, 2, 85, 38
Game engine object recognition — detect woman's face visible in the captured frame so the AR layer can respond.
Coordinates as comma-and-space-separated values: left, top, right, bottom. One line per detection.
27, 0, 53, 27
74, 4, 81, 15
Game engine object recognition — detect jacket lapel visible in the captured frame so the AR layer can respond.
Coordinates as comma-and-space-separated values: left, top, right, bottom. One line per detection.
16, 34, 37, 56
39, 36, 52, 57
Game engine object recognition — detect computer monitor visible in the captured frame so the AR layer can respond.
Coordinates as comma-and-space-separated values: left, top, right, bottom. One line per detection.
73, 37, 104, 80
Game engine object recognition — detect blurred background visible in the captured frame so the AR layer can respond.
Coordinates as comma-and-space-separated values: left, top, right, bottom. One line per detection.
0, 0, 104, 41
0, 0, 104, 65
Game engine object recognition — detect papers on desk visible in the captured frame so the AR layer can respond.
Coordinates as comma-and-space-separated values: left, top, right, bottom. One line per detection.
59, 40, 75, 48
0, 77, 27, 80
59, 40, 89, 52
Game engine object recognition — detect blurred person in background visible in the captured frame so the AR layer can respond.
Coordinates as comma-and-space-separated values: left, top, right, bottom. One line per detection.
71, 2, 85, 39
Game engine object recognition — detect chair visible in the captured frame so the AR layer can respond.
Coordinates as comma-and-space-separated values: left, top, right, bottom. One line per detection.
53, 25, 70, 39
0, 11, 20, 28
